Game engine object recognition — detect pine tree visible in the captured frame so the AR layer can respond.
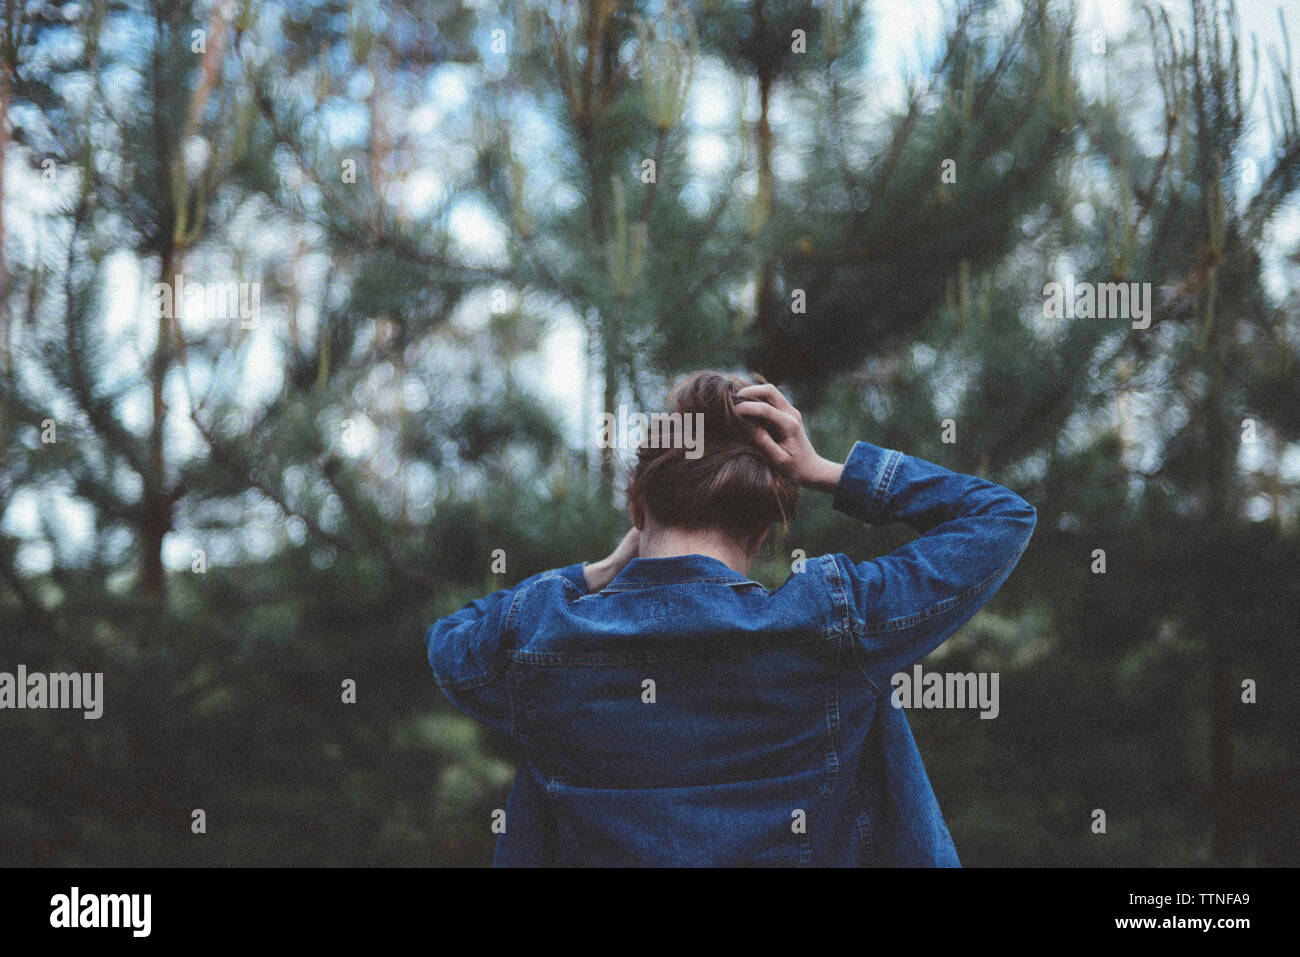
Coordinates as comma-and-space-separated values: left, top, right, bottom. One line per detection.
1, 0, 1297, 866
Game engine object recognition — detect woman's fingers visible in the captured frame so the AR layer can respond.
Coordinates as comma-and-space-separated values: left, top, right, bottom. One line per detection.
734, 396, 799, 438
736, 382, 797, 416
734, 402, 798, 468
746, 425, 790, 465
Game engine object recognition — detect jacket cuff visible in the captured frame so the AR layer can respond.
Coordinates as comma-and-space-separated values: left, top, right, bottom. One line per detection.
831, 441, 903, 525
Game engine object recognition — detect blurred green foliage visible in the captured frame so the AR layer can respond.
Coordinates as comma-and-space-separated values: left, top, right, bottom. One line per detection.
1, 0, 1297, 866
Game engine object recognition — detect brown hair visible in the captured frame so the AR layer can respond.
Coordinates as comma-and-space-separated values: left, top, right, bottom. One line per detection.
625, 370, 798, 544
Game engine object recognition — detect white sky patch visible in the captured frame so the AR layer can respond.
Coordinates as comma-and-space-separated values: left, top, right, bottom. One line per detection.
346, 67, 375, 102
451, 286, 493, 333
428, 66, 471, 115
318, 99, 369, 145
245, 325, 286, 401
407, 102, 439, 136
689, 58, 735, 127
447, 198, 509, 267
103, 252, 142, 338
339, 415, 379, 458
162, 533, 198, 571
400, 168, 448, 218
1, 488, 44, 538
1260, 205, 1300, 302
864, 0, 948, 112
532, 309, 588, 446
1076, 0, 1133, 34
690, 132, 731, 177
16, 541, 54, 575
2, 485, 97, 568
182, 134, 212, 180
118, 383, 152, 437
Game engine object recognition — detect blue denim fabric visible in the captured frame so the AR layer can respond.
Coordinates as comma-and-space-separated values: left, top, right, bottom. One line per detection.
425, 441, 1036, 866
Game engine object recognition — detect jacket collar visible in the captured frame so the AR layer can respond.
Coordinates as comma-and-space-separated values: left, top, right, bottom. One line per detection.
601, 554, 765, 592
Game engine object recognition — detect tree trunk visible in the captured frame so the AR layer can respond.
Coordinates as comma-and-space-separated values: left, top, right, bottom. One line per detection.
142, 247, 176, 599
0, 44, 11, 377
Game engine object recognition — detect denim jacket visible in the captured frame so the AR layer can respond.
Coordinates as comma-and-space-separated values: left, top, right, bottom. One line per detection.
424, 441, 1036, 866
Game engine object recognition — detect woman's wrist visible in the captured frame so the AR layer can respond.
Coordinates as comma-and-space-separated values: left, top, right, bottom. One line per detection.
802, 455, 844, 493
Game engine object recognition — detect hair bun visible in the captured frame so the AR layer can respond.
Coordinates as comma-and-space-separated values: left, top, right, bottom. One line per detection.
667, 370, 753, 440
626, 370, 798, 542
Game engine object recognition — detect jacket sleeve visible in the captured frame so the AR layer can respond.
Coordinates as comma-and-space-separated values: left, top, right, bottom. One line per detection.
423, 563, 590, 734
828, 441, 1036, 688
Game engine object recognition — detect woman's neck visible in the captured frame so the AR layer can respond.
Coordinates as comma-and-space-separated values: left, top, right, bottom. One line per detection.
637, 524, 755, 576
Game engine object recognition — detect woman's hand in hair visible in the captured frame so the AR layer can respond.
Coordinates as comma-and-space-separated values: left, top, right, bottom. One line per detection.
734, 383, 844, 493
583, 527, 641, 591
